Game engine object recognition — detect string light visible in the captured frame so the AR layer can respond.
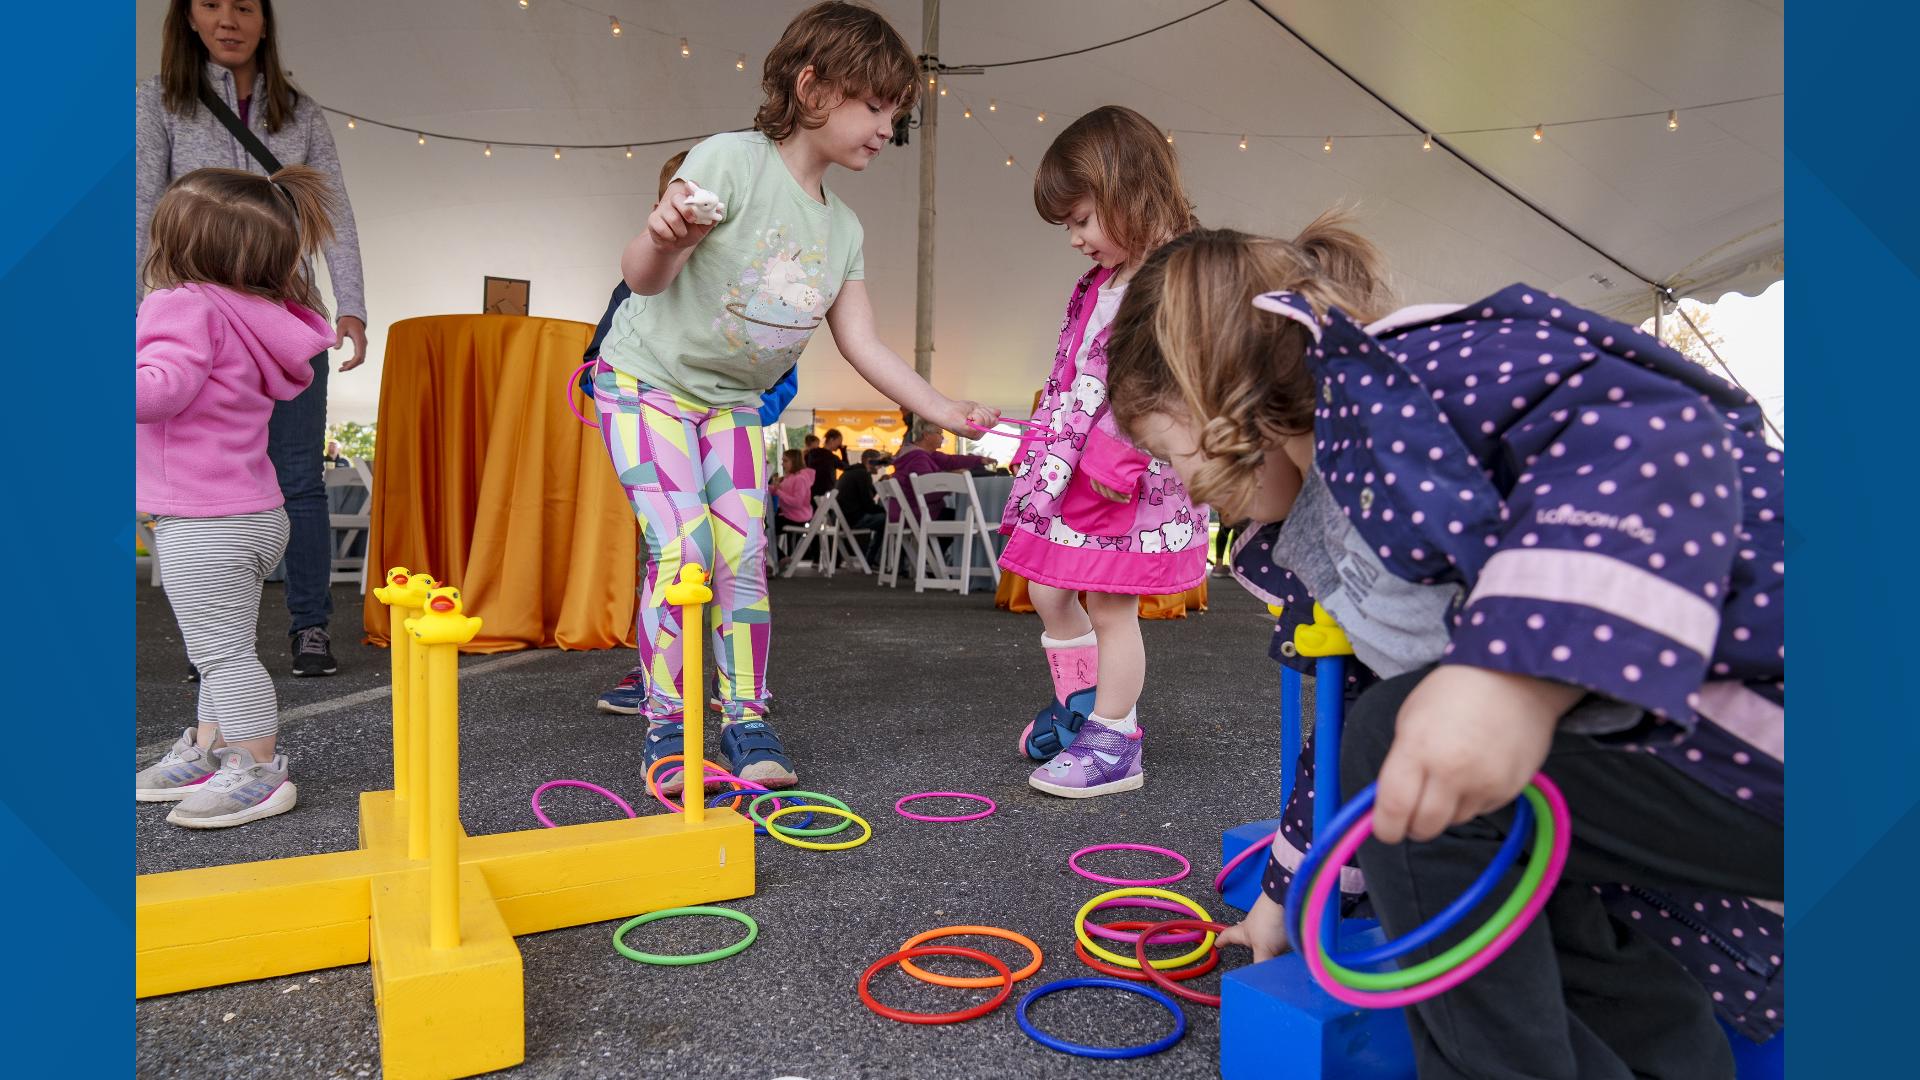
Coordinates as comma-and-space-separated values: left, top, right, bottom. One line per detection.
680, 38, 690, 57
1165, 131, 1173, 144
939, 86, 947, 96
1667, 109, 1679, 131
625, 146, 633, 158
518, 0, 528, 8
962, 107, 972, 119
553, 147, 562, 159
346, 118, 355, 130
1037, 111, 1046, 123
1422, 133, 1432, 151
609, 17, 621, 37
417, 133, 425, 146
1238, 134, 1248, 150
988, 100, 997, 112
1323, 135, 1332, 154
929, 75, 937, 88
483, 144, 492, 156
1532, 124, 1544, 142
736, 54, 747, 71
1005, 154, 1014, 167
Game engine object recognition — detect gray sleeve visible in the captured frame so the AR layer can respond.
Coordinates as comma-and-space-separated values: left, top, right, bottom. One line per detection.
134, 81, 172, 308
301, 97, 366, 323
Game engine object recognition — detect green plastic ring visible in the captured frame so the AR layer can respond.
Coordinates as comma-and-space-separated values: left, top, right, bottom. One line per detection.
613, 905, 759, 966
1317, 784, 1555, 990
746, 789, 853, 837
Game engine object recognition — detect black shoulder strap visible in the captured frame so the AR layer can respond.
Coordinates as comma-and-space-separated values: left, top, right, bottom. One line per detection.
197, 80, 283, 174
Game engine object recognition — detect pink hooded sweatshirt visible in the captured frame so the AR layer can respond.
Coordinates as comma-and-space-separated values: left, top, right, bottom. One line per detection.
136, 283, 332, 517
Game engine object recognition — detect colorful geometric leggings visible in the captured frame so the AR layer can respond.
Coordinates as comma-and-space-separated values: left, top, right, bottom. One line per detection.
593, 361, 770, 722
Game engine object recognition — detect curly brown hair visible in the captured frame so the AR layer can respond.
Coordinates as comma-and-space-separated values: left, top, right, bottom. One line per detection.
1104, 212, 1392, 519
1033, 105, 1196, 261
756, 2, 920, 142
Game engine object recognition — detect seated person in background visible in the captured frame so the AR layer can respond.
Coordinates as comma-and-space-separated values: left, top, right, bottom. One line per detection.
835, 448, 890, 563
891, 418, 991, 522
806, 427, 851, 500
772, 449, 815, 527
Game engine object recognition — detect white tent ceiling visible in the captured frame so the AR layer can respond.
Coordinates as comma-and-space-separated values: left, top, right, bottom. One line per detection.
134, 0, 1783, 422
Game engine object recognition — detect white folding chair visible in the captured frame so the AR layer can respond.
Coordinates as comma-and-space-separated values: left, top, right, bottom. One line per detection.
137, 513, 161, 587
780, 491, 870, 577
910, 474, 1001, 595
326, 457, 374, 591
874, 477, 936, 588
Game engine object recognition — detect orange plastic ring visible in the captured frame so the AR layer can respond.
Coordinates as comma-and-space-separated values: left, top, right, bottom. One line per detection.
897, 924, 1044, 988
645, 753, 740, 805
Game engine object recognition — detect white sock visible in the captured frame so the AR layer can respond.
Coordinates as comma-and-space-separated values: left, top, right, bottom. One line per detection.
1091, 708, 1138, 734
1041, 629, 1097, 650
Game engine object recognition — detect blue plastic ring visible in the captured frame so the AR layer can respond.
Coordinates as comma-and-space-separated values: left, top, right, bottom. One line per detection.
1015, 977, 1187, 1059
1285, 782, 1535, 967
705, 790, 815, 835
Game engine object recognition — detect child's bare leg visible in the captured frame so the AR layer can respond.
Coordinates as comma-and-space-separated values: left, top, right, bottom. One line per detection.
1085, 591, 1144, 725
1027, 581, 1093, 641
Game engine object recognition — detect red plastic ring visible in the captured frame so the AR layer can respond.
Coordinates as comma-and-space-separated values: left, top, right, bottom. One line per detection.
858, 945, 1014, 1025
1073, 921, 1222, 983
1136, 919, 1230, 1007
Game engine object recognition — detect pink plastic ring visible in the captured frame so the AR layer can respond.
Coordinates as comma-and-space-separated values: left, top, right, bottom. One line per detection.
1069, 843, 1192, 887
653, 766, 777, 815
565, 361, 601, 429
894, 791, 998, 822
1214, 829, 1280, 892
1084, 897, 1209, 944
531, 780, 636, 828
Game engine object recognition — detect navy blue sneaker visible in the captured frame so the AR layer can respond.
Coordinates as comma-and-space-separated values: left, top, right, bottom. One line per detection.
597, 665, 646, 714
1020, 685, 1097, 761
720, 719, 798, 789
643, 721, 688, 796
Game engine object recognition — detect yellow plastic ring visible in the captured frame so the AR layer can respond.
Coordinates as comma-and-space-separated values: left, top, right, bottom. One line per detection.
1073, 887, 1216, 970
762, 803, 873, 851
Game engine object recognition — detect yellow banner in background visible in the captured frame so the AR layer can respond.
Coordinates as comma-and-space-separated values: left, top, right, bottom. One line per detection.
810, 409, 955, 455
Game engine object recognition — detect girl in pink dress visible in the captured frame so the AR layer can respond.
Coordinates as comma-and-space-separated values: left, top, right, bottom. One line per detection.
997, 106, 1205, 798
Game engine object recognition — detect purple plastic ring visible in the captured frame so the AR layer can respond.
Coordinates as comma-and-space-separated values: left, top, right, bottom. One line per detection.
1084, 897, 1209, 944
1069, 843, 1192, 887
894, 791, 998, 822
531, 779, 636, 828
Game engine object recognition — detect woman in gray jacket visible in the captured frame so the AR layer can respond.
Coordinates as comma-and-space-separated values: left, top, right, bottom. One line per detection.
137, 0, 366, 677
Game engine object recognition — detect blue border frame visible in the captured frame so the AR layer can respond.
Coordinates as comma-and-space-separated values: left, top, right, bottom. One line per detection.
0, 8, 130, 1069
1787, 3, 1917, 1074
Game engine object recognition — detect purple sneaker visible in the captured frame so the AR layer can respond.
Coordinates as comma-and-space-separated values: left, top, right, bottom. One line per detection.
1027, 719, 1144, 798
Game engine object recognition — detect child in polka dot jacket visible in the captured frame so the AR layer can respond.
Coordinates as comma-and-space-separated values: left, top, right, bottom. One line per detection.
1104, 218, 1784, 1078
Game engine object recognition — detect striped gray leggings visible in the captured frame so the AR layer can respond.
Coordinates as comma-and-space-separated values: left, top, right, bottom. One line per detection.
152, 509, 290, 742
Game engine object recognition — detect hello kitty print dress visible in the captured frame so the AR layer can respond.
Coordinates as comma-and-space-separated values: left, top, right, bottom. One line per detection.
999, 265, 1208, 594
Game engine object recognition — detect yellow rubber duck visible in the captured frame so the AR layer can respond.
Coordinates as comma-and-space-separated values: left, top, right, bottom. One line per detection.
1293, 602, 1354, 658
374, 566, 438, 610
405, 586, 483, 646
660, 564, 713, 608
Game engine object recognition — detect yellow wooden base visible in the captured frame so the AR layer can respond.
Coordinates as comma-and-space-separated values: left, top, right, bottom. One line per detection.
371, 865, 524, 1080
136, 791, 755, 1080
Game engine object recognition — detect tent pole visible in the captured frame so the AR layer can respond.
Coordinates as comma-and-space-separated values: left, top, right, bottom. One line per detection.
913, 0, 940, 382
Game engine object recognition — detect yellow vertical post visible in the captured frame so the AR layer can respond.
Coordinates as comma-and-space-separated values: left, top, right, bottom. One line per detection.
372, 568, 433, 800
661, 565, 714, 825
405, 585, 483, 951
407, 606, 432, 861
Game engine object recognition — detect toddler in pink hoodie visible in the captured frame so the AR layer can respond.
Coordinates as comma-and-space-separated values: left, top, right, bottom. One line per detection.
134, 165, 338, 829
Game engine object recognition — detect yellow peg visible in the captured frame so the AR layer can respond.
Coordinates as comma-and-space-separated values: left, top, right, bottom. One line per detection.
405, 586, 483, 950
1293, 601, 1355, 658
661, 566, 713, 824
372, 568, 435, 804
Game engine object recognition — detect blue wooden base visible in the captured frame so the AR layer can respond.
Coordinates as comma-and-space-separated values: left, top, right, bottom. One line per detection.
1221, 818, 1284, 915
1221, 921, 1415, 1080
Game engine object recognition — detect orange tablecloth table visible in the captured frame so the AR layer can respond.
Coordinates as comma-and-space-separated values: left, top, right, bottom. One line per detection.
361, 314, 638, 653
993, 570, 1208, 619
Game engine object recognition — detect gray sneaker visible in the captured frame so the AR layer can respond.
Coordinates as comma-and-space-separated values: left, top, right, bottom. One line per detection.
135, 727, 219, 802
166, 746, 298, 829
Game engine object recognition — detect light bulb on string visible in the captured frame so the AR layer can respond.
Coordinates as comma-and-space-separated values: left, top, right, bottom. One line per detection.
962, 107, 972, 119
1037, 111, 1046, 123
1532, 124, 1544, 142
1238, 134, 1248, 151
483, 144, 492, 157
939, 86, 947, 96
1667, 109, 1678, 131
1166, 131, 1174, 144
553, 147, 562, 160
680, 38, 690, 57
1005, 154, 1014, 167
988, 99, 997, 112
417, 133, 425, 146
518, 0, 528, 8
346, 118, 356, 130
737, 54, 747, 71
625, 146, 633, 159
1422, 133, 1432, 152
609, 17, 621, 37
1323, 135, 1332, 154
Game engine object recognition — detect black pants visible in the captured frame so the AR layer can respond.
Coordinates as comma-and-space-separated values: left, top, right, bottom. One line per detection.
1340, 667, 1783, 1080
265, 351, 331, 636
